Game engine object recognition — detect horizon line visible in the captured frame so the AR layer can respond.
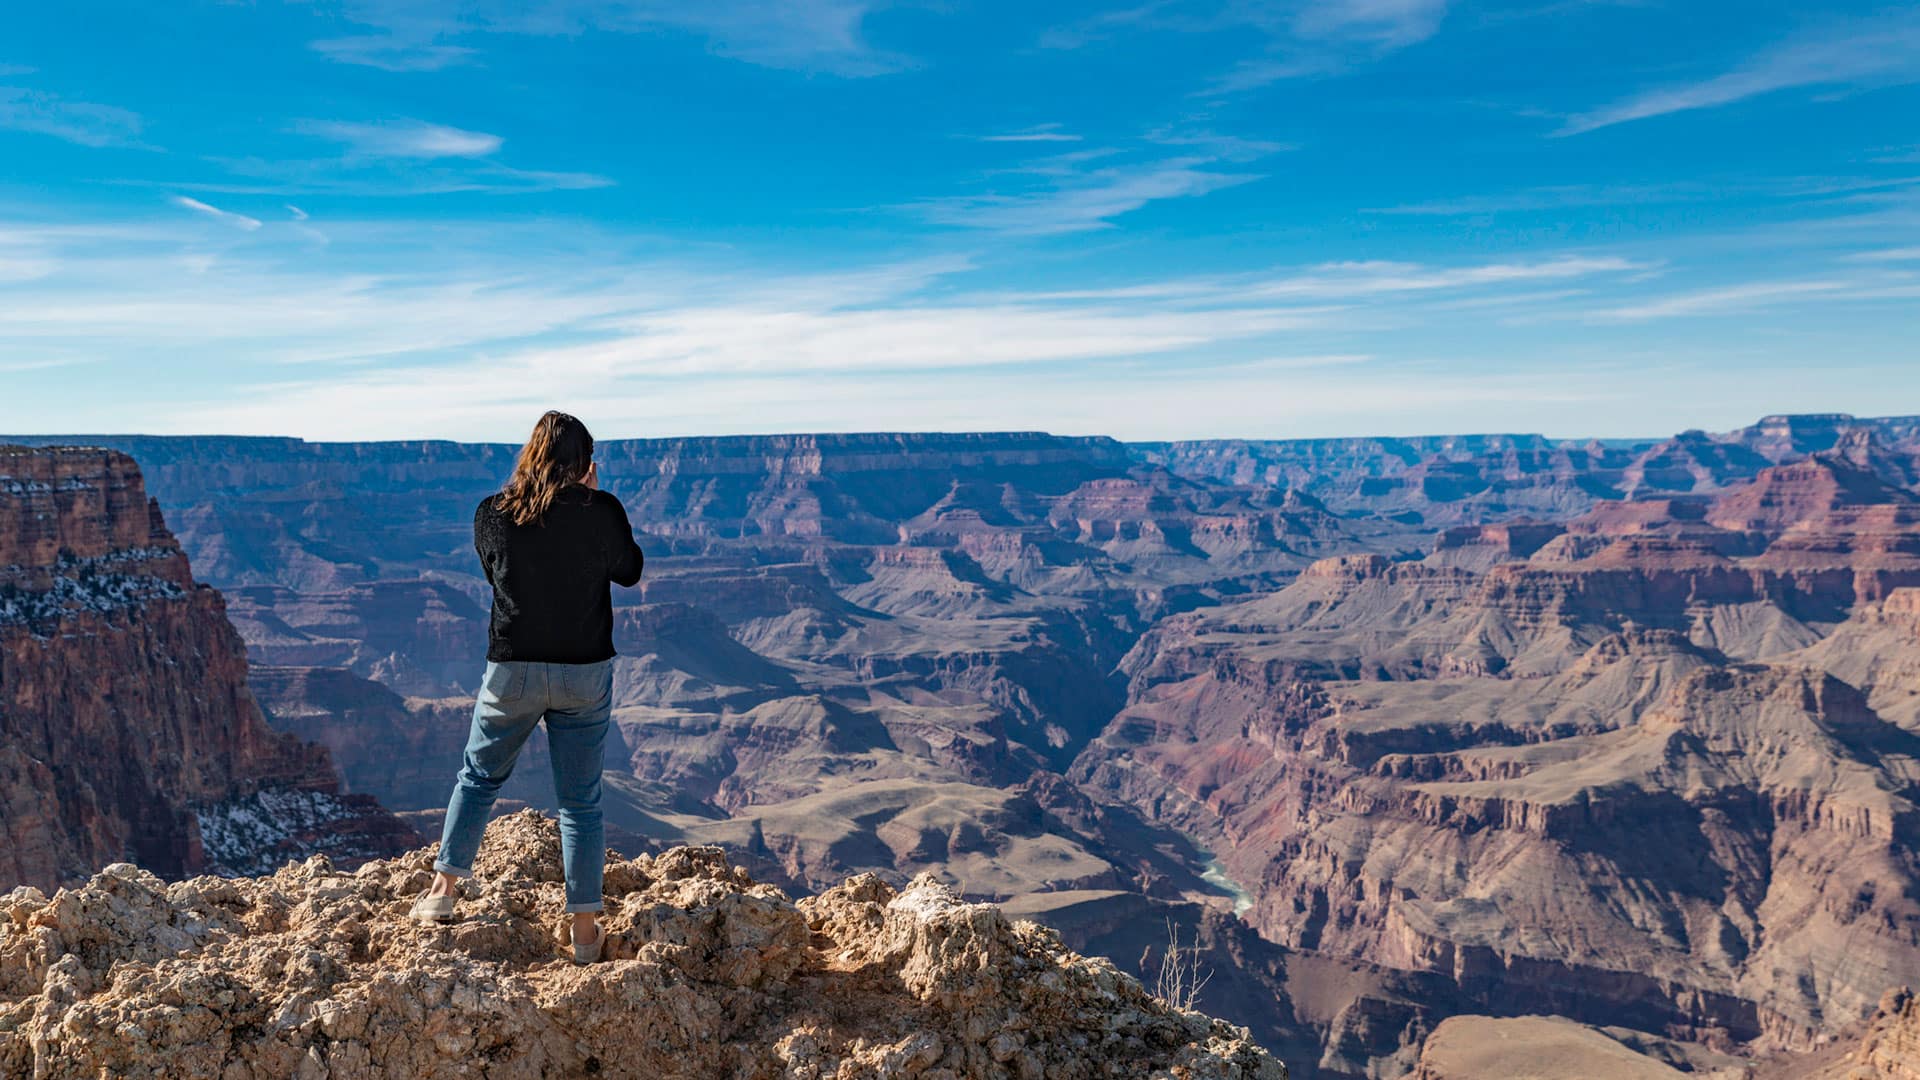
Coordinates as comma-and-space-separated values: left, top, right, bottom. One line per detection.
3, 410, 1914, 449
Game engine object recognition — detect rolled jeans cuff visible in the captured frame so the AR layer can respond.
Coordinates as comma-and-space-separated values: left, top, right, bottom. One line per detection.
565, 900, 604, 913
432, 860, 474, 879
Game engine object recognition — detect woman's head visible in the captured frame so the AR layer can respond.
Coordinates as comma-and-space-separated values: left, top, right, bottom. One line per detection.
496, 410, 595, 526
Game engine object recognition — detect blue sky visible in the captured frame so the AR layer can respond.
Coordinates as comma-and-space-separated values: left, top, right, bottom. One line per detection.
1, 1, 1917, 441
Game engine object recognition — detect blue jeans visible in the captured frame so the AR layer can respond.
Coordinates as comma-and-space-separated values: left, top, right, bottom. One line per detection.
434, 658, 613, 912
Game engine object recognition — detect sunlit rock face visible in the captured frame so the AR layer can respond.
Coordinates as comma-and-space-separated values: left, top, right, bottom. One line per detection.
0, 445, 416, 893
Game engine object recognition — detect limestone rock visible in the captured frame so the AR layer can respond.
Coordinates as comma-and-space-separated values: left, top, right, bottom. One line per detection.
0, 810, 1285, 1079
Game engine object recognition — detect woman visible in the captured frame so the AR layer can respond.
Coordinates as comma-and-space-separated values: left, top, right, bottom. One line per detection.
409, 410, 644, 965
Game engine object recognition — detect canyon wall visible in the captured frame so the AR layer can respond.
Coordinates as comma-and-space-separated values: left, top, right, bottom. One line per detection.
0, 445, 415, 892
1074, 448, 1920, 1059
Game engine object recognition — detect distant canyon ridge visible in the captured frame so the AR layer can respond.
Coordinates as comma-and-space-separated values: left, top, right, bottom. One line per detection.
4, 411, 1919, 1078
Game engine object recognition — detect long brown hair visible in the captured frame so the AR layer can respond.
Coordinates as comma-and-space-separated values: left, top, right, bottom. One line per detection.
496, 411, 593, 526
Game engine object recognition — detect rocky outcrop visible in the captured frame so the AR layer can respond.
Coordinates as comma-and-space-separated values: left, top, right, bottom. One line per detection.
0, 446, 415, 892
1706, 456, 1920, 534
1805, 988, 1920, 1079
1734, 414, 1881, 461
0, 810, 1286, 1079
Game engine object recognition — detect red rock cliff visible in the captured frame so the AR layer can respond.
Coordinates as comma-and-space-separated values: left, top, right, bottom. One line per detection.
0, 445, 414, 891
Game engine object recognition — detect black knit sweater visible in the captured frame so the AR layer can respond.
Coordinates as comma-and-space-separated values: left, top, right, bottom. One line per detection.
473, 486, 644, 663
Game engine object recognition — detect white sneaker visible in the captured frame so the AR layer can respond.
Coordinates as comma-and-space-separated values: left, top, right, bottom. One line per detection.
569, 921, 604, 965
410, 888, 458, 924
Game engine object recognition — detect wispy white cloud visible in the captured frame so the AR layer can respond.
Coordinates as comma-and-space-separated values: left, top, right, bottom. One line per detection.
1843, 245, 1920, 262
0, 219, 1668, 398
1292, 0, 1450, 50
1366, 174, 1920, 218
1046, 0, 1447, 55
0, 218, 1313, 369
0, 357, 85, 374
496, 304, 1318, 382
990, 253, 1651, 307
0, 85, 143, 148
286, 205, 310, 221
1142, 352, 1373, 376
162, 164, 614, 198
169, 196, 263, 231
0, 223, 58, 283
0, 214, 1642, 387
1229, 256, 1651, 301
152, 352, 1676, 443
296, 119, 503, 159
1221, 0, 1451, 91
0, 255, 54, 284
4, 208, 1914, 440
1370, 183, 1720, 215
1038, 1, 1447, 92
1001, 255, 1647, 307
1558, 12, 1920, 135
311, 35, 478, 72
0, 248, 648, 364
912, 156, 1260, 234
140, 117, 610, 198
1035, 3, 1172, 51
1586, 279, 1850, 320
917, 121, 1292, 235
312, 0, 907, 77
974, 125, 1082, 143
1145, 126, 1296, 161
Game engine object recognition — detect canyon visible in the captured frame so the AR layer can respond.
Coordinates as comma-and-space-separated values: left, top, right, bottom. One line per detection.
5, 413, 1920, 1077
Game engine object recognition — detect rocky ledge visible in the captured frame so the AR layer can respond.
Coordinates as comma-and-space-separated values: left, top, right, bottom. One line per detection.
0, 810, 1284, 1079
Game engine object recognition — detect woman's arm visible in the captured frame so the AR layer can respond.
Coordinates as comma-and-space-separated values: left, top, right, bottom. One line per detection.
473, 497, 496, 587
606, 497, 644, 587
